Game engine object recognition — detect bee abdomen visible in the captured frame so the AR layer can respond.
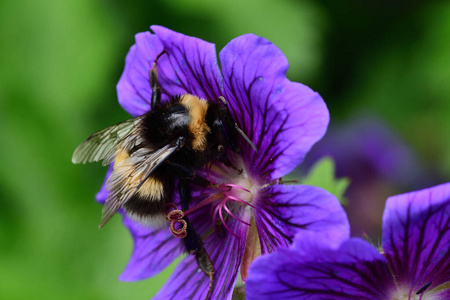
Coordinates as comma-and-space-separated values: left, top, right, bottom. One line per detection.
123, 176, 171, 227
123, 195, 167, 227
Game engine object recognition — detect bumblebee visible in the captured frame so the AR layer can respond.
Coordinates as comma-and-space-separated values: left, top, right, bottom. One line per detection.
72, 52, 250, 297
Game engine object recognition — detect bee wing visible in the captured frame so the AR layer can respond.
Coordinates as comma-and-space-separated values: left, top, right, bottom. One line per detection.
99, 141, 182, 228
72, 117, 142, 165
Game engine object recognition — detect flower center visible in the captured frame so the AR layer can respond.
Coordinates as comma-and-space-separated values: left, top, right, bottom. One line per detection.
390, 291, 421, 300
183, 177, 256, 238
165, 155, 262, 239
210, 182, 255, 237
389, 282, 434, 300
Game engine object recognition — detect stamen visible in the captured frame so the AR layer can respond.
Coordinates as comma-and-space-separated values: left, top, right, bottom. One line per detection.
167, 209, 184, 221
234, 123, 258, 153
262, 177, 294, 189
164, 203, 179, 215
217, 205, 239, 239
169, 181, 254, 239
224, 194, 256, 209
416, 282, 432, 296
212, 204, 221, 232
223, 204, 251, 226
277, 179, 299, 184
209, 183, 254, 237
169, 219, 187, 238
184, 194, 222, 216
166, 208, 187, 238
218, 184, 232, 192
221, 183, 251, 193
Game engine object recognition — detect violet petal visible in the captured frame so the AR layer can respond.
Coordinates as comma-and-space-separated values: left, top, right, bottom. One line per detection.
151, 25, 223, 101
153, 206, 250, 300
382, 183, 450, 291
247, 233, 392, 299
118, 217, 183, 281
95, 165, 112, 204
96, 167, 183, 280
116, 32, 164, 116
255, 184, 349, 254
219, 34, 328, 180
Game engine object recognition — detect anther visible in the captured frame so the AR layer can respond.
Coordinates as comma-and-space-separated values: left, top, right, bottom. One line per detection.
169, 219, 187, 238
416, 282, 432, 295
164, 203, 178, 215
165, 207, 188, 238
167, 209, 184, 221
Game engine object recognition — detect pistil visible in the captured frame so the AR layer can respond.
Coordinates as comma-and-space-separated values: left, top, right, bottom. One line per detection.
167, 181, 255, 239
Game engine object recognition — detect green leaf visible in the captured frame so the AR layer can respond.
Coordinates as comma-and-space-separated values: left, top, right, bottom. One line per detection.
299, 157, 350, 204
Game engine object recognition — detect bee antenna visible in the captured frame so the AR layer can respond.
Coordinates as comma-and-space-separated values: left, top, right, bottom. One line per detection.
218, 96, 227, 106
152, 50, 167, 68
150, 50, 167, 108
234, 123, 258, 153
218, 96, 258, 153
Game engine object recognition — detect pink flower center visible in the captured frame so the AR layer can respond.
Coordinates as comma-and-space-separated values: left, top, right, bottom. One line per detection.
184, 182, 255, 238
166, 158, 259, 239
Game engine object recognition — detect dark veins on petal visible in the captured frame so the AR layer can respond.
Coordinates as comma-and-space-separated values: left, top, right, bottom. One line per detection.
133, 229, 179, 265
153, 207, 248, 300
159, 54, 189, 97
194, 41, 222, 100
256, 188, 316, 253
272, 257, 391, 299
119, 218, 183, 280
226, 66, 292, 179
128, 47, 152, 106
156, 36, 221, 101
386, 199, 450, 289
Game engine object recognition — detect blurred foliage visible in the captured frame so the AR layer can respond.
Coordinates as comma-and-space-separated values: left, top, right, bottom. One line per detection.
0, 0, 449, 299
299, 158, 350, 204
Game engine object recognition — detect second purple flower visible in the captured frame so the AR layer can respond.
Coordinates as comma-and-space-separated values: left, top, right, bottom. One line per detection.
246, 183, 450, 299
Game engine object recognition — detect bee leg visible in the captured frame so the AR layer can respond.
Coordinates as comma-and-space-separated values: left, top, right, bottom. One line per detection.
216, 147, 243, 175
149, 50, 166, 108
179, 177, 215, 298
168, 162, 211, 188
218, 95, 258, 154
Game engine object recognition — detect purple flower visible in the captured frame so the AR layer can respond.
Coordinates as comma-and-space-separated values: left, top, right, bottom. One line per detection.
304, 116, 424, 186
247, 183, 450, 299
303, 116, 435, 237
96, 26, 348, 299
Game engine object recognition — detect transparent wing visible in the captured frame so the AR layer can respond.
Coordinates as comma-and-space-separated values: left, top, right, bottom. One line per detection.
99, 139, 184, 228
72, 117, 142, 165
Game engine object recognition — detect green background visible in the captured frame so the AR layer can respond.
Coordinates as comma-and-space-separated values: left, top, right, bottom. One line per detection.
1, 0, 449, 299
